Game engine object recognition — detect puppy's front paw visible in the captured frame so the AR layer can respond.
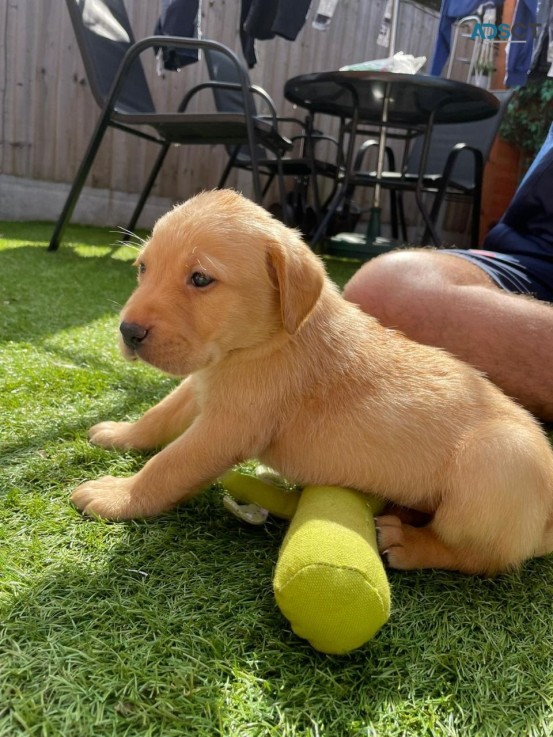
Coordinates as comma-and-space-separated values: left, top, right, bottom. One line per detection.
88, 421, 138, 450
376, 515, 414, 570
72, 476, 138, 520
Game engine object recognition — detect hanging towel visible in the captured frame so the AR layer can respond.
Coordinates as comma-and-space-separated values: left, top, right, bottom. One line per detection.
505, 0, 540, 85
240, 0, 312, 68
520, 0, 553, 81
429, 0, 497, 76
154, 0, 200, 72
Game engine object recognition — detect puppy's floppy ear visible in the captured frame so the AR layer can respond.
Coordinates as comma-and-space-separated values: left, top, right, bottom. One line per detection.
266, 233, 325, 334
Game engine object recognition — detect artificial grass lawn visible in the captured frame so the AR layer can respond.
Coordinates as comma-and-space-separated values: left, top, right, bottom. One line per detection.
1, 221, 553, 737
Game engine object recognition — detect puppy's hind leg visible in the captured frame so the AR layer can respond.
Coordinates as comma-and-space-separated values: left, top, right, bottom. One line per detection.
379, 419, 553, 575
377, 515, 466, 571
534, 520, 553, 558
89, 376, 199, 451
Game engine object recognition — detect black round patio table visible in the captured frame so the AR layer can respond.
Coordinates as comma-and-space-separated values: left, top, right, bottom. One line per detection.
285, 71, 499, 127
284, 71, 500, 246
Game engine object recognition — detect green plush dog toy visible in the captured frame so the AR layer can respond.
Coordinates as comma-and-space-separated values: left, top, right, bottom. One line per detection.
219, 468, 391, 654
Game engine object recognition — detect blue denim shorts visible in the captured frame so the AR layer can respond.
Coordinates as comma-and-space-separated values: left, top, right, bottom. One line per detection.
444, 248, 553, 303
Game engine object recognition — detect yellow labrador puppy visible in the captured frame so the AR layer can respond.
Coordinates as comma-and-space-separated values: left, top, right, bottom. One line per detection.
72, 190, 553, 575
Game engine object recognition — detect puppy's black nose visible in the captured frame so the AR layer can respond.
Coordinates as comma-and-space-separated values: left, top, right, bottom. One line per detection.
120, 321, 148, 349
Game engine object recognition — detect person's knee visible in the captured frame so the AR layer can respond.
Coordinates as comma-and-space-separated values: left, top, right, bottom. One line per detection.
342, 248, 494, 326
342, 250, 430, 324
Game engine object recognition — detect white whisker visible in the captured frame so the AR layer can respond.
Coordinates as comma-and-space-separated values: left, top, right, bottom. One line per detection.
111, 226, 148, 249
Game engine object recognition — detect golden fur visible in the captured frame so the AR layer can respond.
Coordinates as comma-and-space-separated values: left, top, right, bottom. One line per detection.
72, 190, 553, 575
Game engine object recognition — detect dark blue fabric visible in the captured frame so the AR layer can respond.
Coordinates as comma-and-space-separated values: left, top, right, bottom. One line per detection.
429, 0, 489, 76
240, 0, 312, 68
505, 0, 539, 86
446, 249, 553, 301
446, 123, 553, 302
154, 0, 199, 71
484, 124, 553, 256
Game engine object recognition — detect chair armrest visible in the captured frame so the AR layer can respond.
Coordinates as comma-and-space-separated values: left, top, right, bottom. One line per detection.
284, 131, 340, 149
258, 117, 340, 161
309, 132, 340, 147
177, 80, 255, 112
106, 36, 255, 118
256, 114, 339, 146
441, 143, 484, 187
179, 79, 284, 130
353, 139, 396, 172
257, 107, 342, 160
249, 85, 281, 118
175, 80, 292, 153
273, 115, 311, 128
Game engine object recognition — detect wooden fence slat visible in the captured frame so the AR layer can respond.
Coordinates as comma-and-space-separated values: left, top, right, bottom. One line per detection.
1, 0, 439, 213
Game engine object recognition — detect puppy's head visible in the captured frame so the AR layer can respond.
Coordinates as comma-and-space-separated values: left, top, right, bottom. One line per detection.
119, 190, 325, 376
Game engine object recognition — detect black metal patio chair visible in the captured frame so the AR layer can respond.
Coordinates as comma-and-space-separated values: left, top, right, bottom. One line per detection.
48, 0, 293, 251
346, 89, 513, 246
203, 46, 342, 236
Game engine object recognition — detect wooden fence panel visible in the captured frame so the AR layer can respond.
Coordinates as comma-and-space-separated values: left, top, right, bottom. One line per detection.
0, 0, 439, 208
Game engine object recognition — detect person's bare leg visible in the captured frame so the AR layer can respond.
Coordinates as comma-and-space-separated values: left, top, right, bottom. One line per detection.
342, 249, 553, 421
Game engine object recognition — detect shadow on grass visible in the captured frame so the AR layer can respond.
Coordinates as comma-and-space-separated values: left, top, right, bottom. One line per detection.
0, 238, 172, 459
0, 342, 175, 465
0, 244, 137, 343
2, 494, 553, 735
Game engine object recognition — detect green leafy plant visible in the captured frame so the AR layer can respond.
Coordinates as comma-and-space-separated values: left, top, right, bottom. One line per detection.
473, 60, 496, 76
500, 79, 553, 159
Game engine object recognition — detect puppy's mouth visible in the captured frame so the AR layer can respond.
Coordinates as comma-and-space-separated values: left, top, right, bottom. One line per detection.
120, 344, 139, 361
117, 322, 192, 376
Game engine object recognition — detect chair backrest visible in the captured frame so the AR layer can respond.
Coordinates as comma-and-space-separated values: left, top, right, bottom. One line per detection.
406, 89, 513, 187
66, 0, 155, 114
203, 47, 258, 115
203, 47, 266, 162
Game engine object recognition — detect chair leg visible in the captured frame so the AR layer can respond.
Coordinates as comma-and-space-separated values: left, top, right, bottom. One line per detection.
48, 114, 111, 251
389, 190, 399, 240
421, 181, 448, 246
218, 147, 240, 189
262, 172, 276, 197
303, 129, 323, 222
470, 162, 483, 245
470, 185, 482, 245
248, 143, 263, 204
310, 187, 348, 249
397, 194, 408, 242
126, 142, 171, 236
274, 154, 291, 225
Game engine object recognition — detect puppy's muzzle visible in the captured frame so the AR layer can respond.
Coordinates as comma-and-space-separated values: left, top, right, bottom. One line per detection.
120, 321, 149, 350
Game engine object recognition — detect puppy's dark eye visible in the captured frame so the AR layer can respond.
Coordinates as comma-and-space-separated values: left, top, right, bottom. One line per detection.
190, 272, 214, 288
137, 262, 146, 275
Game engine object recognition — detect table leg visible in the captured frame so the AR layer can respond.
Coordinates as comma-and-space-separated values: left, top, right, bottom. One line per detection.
310, 97, 360, 249
413, 113, 442, 247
